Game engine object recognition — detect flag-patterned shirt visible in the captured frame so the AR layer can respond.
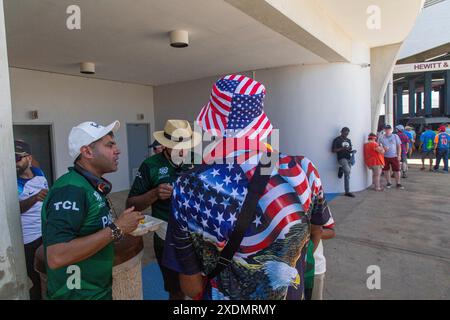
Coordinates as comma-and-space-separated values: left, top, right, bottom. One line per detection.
162, 152, 331, 300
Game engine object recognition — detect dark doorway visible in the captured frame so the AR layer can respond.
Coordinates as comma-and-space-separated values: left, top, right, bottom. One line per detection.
127, 123, 150, 186
13, 124, 55, 186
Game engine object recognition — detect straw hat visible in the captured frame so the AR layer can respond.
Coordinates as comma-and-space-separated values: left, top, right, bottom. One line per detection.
153, 120, 202, 149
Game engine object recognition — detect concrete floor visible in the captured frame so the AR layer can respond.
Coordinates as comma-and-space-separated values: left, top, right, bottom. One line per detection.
324, 164, 450, 300
109, 163, 450, 300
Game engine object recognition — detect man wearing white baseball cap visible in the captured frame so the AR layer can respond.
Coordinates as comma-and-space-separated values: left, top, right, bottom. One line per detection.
41, 120, 144, 300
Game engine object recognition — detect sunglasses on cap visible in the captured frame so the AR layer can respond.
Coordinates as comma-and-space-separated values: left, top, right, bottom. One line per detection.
15, 154, 29, 162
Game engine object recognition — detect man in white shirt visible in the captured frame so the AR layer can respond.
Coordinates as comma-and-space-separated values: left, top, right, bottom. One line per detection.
15, 140, 49, 300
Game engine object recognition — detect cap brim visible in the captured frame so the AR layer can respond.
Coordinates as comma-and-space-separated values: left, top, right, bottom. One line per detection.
153, 131, 202, 150
95, 120, 120, 142
105, 120, 120, 134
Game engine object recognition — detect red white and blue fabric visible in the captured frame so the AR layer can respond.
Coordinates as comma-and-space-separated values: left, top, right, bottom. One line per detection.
162, 152, 330, 300
197, 75, 272, 141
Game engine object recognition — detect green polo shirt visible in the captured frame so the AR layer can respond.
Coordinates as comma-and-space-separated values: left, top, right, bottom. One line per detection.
128, 152, 192, 223
41, 168, 114, 300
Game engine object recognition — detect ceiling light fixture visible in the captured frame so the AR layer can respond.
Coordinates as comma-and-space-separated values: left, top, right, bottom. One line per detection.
80, 62, 95, 74
169, 30, 189, 48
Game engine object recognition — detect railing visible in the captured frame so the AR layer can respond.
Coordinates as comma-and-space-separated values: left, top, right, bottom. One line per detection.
424, 0, 447, 9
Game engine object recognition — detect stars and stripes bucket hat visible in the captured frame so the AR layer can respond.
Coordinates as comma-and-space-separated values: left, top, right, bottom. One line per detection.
196, 75, 273, 141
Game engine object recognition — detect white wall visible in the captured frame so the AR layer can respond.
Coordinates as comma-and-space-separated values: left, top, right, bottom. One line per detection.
10, 68, 155, 192
256, 64, 371, 193
154, 59, 372, 193
153, 72, 252, 130
0, 0, 29, 299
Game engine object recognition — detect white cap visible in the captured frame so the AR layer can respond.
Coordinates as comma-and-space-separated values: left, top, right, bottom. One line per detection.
68, 121, 120, 160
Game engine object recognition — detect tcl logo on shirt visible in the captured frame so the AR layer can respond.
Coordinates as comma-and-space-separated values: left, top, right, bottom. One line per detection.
53, 201, 80, 211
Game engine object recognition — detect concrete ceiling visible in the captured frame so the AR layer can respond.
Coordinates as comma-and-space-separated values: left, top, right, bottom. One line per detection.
4, 0, 325, 86
318, 0, 424, 48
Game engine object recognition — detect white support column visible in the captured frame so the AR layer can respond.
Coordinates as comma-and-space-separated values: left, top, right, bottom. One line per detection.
0, 0, 29, 299
386, 75, 394, 127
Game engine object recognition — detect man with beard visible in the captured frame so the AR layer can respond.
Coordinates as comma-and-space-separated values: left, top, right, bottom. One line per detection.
15, 140, 49, 300
41, 121, 144, 300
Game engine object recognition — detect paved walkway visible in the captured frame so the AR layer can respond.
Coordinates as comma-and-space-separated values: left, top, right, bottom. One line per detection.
324, 164, 450, 300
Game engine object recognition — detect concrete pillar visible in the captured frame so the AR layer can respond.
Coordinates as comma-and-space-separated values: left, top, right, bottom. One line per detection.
424, 72, 432, 117
409, 79, 416, 117
396, 85, 404, 124
386, 77, 394, 127
369, 43, 402, 133
445, 70, 450, 116
417, 92, 423, 115
0, 0, 29, 299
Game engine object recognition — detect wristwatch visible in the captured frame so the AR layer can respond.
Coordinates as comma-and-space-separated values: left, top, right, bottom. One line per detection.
108, 222, 124, 242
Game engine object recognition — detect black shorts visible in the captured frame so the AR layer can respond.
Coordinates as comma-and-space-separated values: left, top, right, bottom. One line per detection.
153, 234, 182, 294
421, 150, 434, 158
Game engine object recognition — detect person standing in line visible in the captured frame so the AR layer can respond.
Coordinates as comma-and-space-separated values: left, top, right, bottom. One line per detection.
364, 133, 385, 191
379, 125, 404, 190
433, 126, 450, 173
396, 125, 410, 179
405, 126, 416, 158
419, 125, 436, 172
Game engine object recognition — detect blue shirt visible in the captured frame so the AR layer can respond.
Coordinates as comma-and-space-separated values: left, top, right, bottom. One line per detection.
420, 130, 436, 152
404, 131, 414, 146
435, 132, 450, 150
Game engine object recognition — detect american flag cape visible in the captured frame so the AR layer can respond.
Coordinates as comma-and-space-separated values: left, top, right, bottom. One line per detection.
163, 151, 330, 300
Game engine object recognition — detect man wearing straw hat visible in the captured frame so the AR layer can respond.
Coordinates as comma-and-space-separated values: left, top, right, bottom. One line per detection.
127, 119, 201, 300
